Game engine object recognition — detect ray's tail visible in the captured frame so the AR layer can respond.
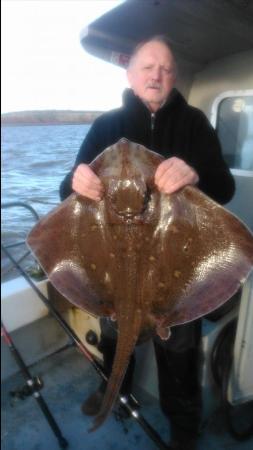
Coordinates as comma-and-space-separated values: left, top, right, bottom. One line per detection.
90, 311, 142, 431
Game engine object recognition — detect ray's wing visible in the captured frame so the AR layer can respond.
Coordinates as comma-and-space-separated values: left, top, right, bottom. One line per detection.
27, 193, 118, 318
151, 186, 253, 328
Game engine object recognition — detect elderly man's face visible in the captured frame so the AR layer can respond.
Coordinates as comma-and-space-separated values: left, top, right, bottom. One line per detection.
127, 41, 176, 112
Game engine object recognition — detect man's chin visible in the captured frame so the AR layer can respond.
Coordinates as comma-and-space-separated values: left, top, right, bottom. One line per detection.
145, 94, 165, 104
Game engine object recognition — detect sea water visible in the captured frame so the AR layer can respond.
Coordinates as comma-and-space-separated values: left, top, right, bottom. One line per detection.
1, 123, 90, 279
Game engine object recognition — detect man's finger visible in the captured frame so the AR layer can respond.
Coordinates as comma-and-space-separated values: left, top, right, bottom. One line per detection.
77, 165, 102, 186
156, 166, 189, 190
160, 171, 199, 194
154, 158, 174, 182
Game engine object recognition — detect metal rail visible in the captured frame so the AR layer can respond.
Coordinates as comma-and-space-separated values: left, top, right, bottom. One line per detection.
1, 202, 41, 277
1, 201, 40, 221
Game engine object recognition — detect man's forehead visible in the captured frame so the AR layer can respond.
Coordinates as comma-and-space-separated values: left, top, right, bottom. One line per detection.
134, 42, 173, 64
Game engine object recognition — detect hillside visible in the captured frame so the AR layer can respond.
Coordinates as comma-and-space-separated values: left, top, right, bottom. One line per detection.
1, 110, 103, 126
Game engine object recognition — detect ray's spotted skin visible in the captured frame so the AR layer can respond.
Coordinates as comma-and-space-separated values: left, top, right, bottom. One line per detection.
27, 139, 253, 430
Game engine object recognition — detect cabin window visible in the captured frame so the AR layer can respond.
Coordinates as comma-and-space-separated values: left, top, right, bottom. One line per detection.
216, 95, 253, 171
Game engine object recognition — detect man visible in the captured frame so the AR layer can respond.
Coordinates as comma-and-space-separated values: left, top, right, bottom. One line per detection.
60, 36, 235, 450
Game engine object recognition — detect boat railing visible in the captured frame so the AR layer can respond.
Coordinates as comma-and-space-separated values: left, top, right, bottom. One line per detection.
1, 202, 44, 280
1, 201, 40, 220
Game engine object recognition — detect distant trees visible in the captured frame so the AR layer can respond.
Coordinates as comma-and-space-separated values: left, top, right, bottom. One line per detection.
1, 110, 103, 126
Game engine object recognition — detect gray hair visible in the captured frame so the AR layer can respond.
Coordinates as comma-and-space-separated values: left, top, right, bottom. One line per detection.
128, 35, 177, 74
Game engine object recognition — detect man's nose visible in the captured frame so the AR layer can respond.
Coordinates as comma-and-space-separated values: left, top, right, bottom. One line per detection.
151, 67, 162, 81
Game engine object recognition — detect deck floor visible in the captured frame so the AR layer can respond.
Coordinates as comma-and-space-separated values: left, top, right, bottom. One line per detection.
1, 346, 253, 450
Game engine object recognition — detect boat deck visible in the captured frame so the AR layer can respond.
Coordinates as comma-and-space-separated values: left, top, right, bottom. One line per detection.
2, 345, 253, 450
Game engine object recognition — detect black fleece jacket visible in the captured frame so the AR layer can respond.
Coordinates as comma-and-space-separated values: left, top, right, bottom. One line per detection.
60, 88, 235, 204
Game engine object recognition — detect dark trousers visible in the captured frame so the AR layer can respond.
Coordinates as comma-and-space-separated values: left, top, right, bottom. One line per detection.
98, 318, 202, 438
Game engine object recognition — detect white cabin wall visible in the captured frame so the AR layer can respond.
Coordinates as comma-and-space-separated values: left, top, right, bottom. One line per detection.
175, 63, 195, 99
187, 50, 253, 230
188, 50, 253, 118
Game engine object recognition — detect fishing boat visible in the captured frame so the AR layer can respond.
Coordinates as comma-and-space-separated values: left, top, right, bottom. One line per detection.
2, 1, 253, 449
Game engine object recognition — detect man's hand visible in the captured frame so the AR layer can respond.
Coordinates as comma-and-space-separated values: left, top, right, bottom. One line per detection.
154, 157, 199, 194
72, 164, 104, 201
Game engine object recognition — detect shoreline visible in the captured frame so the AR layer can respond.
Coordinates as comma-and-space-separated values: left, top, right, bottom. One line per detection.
1, 110, 103, 126
2, 122, 93, 127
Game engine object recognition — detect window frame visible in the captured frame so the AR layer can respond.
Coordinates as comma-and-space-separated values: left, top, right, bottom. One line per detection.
210, 89, 253, 176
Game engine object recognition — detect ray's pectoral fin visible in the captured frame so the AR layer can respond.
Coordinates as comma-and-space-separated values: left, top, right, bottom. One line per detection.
26, 193, 114, 317
159, 187, 253, 328
49, 263, 111, 316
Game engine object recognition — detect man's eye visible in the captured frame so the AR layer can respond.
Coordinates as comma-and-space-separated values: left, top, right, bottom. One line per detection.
163, 68, 173, 75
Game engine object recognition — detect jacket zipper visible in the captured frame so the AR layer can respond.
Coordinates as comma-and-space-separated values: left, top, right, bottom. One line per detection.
150, 112, 155, 148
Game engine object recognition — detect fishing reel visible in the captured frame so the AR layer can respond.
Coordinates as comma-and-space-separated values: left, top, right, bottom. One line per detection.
9, 375, 44, 401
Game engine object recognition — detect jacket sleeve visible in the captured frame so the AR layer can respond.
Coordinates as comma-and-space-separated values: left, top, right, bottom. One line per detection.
189, 111, 235, 205
59, 119, 105, 201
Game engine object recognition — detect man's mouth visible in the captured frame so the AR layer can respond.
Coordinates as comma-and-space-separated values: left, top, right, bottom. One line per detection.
146, 84, 161, 90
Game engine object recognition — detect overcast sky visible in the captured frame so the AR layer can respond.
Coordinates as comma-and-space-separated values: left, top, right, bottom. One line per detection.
1, 0, 128, 113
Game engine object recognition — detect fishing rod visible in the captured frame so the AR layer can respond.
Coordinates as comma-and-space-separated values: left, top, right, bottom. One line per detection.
2, 244, 169, 450
1, 321, 68, 449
